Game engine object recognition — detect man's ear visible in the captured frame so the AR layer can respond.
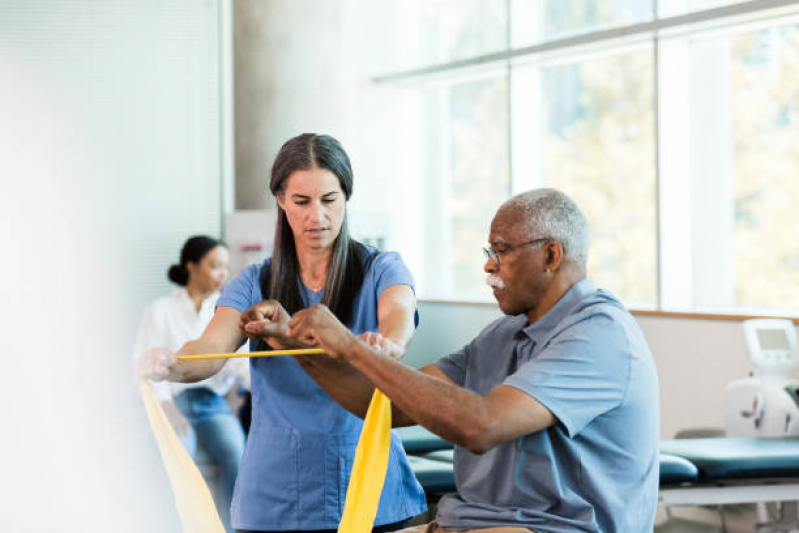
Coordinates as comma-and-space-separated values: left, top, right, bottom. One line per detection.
545, 241, 564, 271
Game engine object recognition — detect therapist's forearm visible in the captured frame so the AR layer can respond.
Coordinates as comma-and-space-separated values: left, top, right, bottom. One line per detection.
170, 338, 227, 382
378, 305, 415, 350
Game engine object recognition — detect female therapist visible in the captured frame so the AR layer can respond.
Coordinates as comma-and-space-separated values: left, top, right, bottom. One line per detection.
139, 133, 426, 532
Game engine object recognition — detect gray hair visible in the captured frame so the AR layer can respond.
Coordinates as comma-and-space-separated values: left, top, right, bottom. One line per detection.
502, 188, 590, 269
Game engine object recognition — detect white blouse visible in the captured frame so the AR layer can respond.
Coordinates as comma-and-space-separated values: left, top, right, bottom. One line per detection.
133, 288, 248, 401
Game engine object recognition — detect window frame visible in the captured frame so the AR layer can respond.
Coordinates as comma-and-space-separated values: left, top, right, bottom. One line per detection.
375, 0, 799, 318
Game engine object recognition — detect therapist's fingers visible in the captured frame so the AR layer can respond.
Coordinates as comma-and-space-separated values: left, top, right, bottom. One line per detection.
243, 319, 287, 339
137, 347, 175, 380
356, 332, 403, 359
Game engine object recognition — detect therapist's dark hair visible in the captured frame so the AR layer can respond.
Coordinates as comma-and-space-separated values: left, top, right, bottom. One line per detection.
262, 133, 374, 325
168, 235, 224, 286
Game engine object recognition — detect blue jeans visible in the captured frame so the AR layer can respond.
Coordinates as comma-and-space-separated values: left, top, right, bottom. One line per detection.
174, 387, 246, 533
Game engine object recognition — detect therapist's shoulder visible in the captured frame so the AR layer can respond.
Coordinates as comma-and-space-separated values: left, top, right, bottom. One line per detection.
231, 258, 271, 287
362, 247, 407, 270
218, 258, 271, 308
360, 246, 414, 283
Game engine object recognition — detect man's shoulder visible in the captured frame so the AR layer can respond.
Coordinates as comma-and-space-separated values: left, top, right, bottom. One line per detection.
475, 314, 527, 341
566, 288, 631, 327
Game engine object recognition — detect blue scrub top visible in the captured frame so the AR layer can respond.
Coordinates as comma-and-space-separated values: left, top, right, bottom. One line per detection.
217, 250, 427, 531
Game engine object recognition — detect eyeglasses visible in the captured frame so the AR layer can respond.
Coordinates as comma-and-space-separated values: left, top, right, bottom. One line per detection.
483, 238, 551, 267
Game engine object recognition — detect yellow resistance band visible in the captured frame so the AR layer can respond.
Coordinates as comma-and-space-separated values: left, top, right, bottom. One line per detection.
139, 380, 226, 533
175, 346, 393, 532
177, 348, 326, 360
338, 389, 393, 533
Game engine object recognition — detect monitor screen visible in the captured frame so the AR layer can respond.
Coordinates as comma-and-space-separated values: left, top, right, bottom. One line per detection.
757, 328, 790, 351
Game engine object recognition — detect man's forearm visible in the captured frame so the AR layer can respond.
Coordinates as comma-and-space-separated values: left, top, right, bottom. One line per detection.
345, 342, 498, 451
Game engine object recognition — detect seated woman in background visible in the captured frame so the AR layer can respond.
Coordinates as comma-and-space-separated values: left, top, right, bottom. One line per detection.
138, 133, 426, 532
133, 235, 247, 533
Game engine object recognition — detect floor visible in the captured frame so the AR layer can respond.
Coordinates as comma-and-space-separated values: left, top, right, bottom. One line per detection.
656, 503, 799, 533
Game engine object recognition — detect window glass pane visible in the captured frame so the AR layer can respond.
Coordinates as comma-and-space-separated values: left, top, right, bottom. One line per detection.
659, 0, 748, 18
449, 76, 509, 297
730, 24, 799, 312
511, 0, 652, 49
373, 0, 507, 73
523, 46, 657, 306
414, 74, 510, 299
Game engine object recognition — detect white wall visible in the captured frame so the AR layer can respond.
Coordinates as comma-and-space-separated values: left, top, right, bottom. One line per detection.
406, 302, 783, 440
0, 1, 225, 530
232, 0, 409, 251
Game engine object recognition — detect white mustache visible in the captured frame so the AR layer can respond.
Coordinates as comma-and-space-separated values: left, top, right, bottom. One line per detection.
486, 274, 505, 290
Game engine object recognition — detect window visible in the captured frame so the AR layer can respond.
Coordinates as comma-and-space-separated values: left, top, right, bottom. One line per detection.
374, 0, 799, 316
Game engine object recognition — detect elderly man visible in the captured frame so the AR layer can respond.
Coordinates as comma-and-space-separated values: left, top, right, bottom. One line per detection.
251, 188, 660, 532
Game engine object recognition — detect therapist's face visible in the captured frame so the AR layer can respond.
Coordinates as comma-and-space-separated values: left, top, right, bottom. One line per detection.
484, 208, 550, 318
277, 165, 346, 253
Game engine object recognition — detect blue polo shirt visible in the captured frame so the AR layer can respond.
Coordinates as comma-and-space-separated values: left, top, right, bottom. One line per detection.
435, 278, 659, 533
218, 250, 426, 531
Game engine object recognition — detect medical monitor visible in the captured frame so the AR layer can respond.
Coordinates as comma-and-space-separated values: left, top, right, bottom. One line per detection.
743, 318, 799, 377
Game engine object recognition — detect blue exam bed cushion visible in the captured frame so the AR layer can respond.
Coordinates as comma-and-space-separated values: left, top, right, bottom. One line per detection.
659, 453, 699, 484
405, 455, 455, 495
397, 425, 453, 454
660, 437, 799, 480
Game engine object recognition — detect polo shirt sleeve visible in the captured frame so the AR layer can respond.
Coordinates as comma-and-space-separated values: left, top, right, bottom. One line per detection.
371, 251, 416, 297
434, 342, 472, 387
504, 311, 631, 438
217, 263, 261, 313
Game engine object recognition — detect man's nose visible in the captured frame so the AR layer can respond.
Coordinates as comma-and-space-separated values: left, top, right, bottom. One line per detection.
484, 257, 497, 273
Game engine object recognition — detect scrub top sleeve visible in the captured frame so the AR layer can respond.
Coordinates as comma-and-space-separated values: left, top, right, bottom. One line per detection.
372, 251, 416, 298
504, 312, 631, 437
217, 263, 261, 313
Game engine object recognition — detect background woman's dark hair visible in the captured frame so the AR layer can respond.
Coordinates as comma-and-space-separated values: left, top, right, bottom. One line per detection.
262, 133, 374, 325
168, 235, 223, 286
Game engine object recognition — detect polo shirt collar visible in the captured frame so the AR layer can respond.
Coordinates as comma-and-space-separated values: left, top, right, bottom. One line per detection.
520, 277, 596, 338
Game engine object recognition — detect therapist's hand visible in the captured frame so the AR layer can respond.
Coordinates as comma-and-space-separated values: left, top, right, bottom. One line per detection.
241, 299, 304, 350
137, 346, 177, 381
287, 305, 358, 359
358, 331, 404, 360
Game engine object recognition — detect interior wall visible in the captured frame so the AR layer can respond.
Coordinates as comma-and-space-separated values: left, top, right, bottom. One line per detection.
406, 302, 786, 440
232, 0, 406, 241
0, 1, 225, 530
